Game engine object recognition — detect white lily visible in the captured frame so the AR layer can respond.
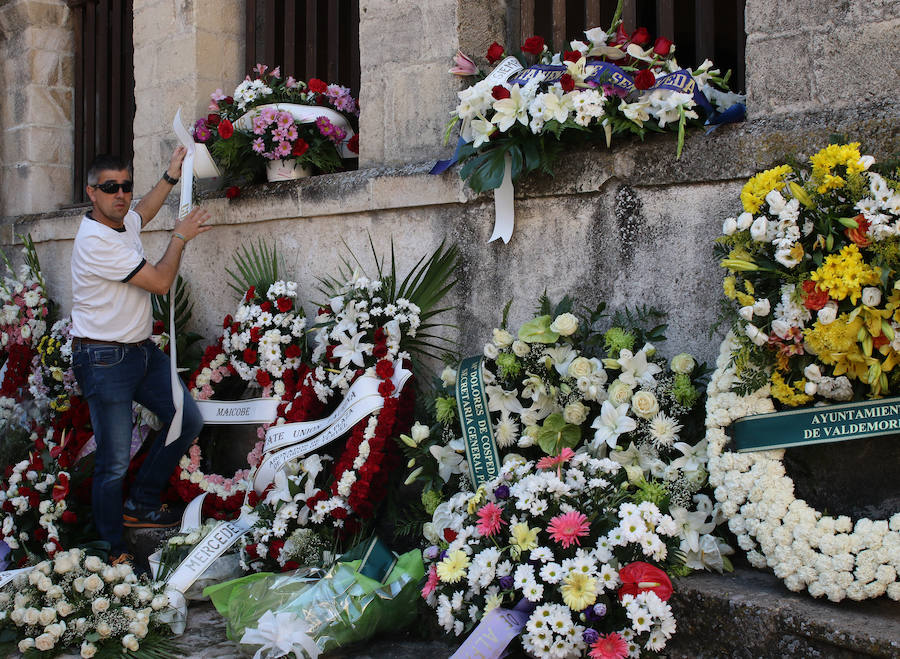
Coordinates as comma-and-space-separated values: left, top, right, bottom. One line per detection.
491, 84, 529, 132
590, 400, 637, 450
240, 610, 320, 659
331, 331, 373, 369
485, 385, 523, 416
670, 439, 707, 474
470, 115, 496, 148
669, 505, 716, 553
430, 439, 466, 482
541, 91, 573, 124
617, 348, 662, 388
618, 98, 650, 127
683, 534, 732, 573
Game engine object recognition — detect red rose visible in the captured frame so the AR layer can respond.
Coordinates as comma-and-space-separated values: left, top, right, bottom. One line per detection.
308, 78, 327, 93
560, 73, 575, 92
634, 69, 656, 90
443, 528, 458, 542
222, 314, 233, 329
276, 297, 292, 312
292, 138, 309, 157
653, 36, 674, 56
618, 562, 673, 601
285, 344, 302, 359
217, 119, 234, 139
282, 561, 300, 571
224, 96, 234, 105
243, 348, 257, 364
347, 134, 359, 154
206, 113, 221, 127
801, 280, 829, 311
225, 185, 241, 199
563, 50, 582, 63
260, 301, 272, 313
268, 540, 285, 560
630, 27, 651, 46
375, 359, 394, 379
152, 320, 164, 335
256, 370, 272, 387
521, 36, 545, 56
845, 214, 871, 247
486, 41, 504, 64
61, 510, 77, 524
492, 85, 511, 100
230, 322, 240, 334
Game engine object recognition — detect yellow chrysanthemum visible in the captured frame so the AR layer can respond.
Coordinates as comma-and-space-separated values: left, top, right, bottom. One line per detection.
810, 142, 864, 193
509, 523, 540, 559
436, 550, 470, 583
467, 485, 486, 514
809, 244, 881, 304
743, 280, 755, 295
723, 276, 737, 299
740, 164, 793, 213
804, 313, 870, 382
561, 572, 597, 611
770, 371, 813, 407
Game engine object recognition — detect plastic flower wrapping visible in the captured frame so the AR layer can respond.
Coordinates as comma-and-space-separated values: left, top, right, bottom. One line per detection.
27, 318, 80, 416
0, 549, 175, 657
444, 4, 743, 193
716, 142, 900, 405
195, 63, 359, 188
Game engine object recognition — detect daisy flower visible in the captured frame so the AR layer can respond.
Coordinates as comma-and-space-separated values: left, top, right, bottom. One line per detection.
476, 502, 506, 537
547, 510, 590, 548
590, 632, 629, 659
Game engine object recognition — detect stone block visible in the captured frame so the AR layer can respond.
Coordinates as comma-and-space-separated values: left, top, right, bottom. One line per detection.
23, 24, 72, 51
358, 2, 426, 64
196, 31, 243, 86
810, 18, 900, 109
28, 48, 61, 86
457, 0, 513, 66
23, 0, 69, 28
195, 0, 242, 36
745, 33, 814, 114
357, 71, 386, 165
19, 125, 67, 163
132, 0, 177, 46
744, 0, 830, 34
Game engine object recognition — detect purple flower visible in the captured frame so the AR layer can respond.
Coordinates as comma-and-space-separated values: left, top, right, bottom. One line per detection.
286, 76, 299, 89
602, 83, 627, 99
498, 575, 514, 590
583, 629, 600, 644
423, 545, 440, 560
192, 119, 211, 142
316, 116, 335, 137
593, 603, 607, 618
438, 550, 448, 561
494, 485, 510, 500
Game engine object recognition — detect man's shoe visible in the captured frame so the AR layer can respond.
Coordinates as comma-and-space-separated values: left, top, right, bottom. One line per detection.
122, 502, 182, 528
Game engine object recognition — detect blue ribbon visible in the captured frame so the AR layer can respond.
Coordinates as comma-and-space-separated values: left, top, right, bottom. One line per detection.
430, 136, 466, 175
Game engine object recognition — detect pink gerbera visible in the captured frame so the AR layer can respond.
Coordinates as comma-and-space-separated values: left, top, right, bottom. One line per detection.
589, 632, 629, 659
476, 502, 507, 537
536, 447, 575, 470
546, 510, 590, 548
421, 564, 439, 599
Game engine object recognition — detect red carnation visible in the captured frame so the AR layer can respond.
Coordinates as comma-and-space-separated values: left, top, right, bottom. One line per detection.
222, 314, 233, 329
282, 561, 300, 571
206, 113, 221, 127
250, 326, 261, 342
34, 527, 47, 542
375, 359, 394, 379
801, 280, 829, 311
308, 78, 327, 93
634, 69, 656, 90
245, 286, 256, 302
261, 301, 273, 313
230, 322, 241, 334
61, 510, 77, 524
630, 27, 651, 46
268, 540, 285, 560
292, 138, 309, 157
486, 41, 505, 64
378, 379, 395, 397
653, 36, 674, 57
256, 370, 272, 388
224, 96, 234, 105
217, 119, 234, 139
372, 342, 388, 359
443, 528, 458, 542
491, 85, 511, 100
560, 73, 575, 92
243, 348, 257, 364
285, 344, 302, 359
276, 297, 292, 312
563, 50, 582, 63
618, 562, 673, 601
225, 185, 241, 199
845, 214, 871, 247
521, 36, 545, 56
347, 134, 359, 154
331, 507, 348, 520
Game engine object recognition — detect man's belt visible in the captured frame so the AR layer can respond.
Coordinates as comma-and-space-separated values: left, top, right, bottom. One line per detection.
72, 336, 150, 348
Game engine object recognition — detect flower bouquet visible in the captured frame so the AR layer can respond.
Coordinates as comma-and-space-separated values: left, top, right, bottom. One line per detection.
28, 318, 80, 419
707, 142, 900, 602
0, 548, 175, 657
194, 63, 359, 189
442, 1, 743, 193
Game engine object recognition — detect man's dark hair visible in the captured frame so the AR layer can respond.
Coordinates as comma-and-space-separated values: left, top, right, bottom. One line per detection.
86, 154, 133, 186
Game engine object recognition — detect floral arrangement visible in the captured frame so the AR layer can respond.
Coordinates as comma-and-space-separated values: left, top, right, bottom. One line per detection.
707, 142, 900, 602
444, 3, 743, 193
238, 242, 458, 572
423, 454, 684, 658
0, 549, 175, 657
717, 142, 900, 404
195, 63, 360, 188
28, 318, 80, 418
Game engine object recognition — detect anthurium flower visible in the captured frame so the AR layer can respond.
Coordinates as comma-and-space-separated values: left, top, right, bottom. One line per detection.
51, 472, 69, 503
617, 561, 673, 601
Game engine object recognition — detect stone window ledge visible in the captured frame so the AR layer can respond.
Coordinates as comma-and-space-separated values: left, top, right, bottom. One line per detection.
3, 101, 896, 246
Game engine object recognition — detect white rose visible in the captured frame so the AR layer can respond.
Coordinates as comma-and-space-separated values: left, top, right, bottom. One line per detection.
84, 556, 103, 572
38, 607, 56, 626
18, 638, 35, 652
53, 555, 75, 575
737, 212, 754, 230
750, 217, 768, 241
669, 353, 695, 374
862, 287, 882, 307
607, 379, 633, 406
151, 594, 168, 611
129, 620, 149, 638
483, 342, 499, 359
631, 390, 660, 419
738, 305, 754, 321
771, 319, 790, 339
24, 608, 40, 625
440, 366, 457, 387
567, 357, 594, 379
549, 313, 578, 336
73, 576, 86, 593
83, 574, 103, 592
122, 634, 140, 652
745, 323, 768, 346
96, 621, 112, 638
492, 328, 514, 348
81, 641, 98, 658
803, 364, 822, 381
34, 633, 55, 651
804, 381, 818, 395
563, 401, 588, 425
512, 340, 530, 357
753, 298, 771, 316
113, 583, 132, 598
55, 601, 74, 617
817, 302, 838, 325
92, 598, 110, 614
722, 217, 737, 235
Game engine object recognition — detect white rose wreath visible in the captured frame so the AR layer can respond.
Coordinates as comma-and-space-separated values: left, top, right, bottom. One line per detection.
705, 333, 900, 602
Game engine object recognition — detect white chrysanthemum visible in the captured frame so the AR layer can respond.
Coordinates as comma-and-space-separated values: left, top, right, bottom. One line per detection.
648, 412, 682, 448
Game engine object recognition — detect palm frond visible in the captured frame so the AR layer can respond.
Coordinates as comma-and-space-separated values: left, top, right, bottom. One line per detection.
225, 238, 280, 296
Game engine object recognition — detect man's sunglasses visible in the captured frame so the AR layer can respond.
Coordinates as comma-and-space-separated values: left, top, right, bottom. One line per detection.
92, 180, 133, 194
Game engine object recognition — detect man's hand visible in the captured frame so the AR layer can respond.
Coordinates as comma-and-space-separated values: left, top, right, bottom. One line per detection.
174, 207, 212, 242
167, 145, 187, 181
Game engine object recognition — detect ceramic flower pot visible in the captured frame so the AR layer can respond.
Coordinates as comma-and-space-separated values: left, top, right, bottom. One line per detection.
265, 159, 311, 182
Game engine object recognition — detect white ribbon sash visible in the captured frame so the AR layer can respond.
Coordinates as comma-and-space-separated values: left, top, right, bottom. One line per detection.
489, 153, 515, 244
0, 566, 32, 589
196, 398, 282, 425
234, 103, 358, 159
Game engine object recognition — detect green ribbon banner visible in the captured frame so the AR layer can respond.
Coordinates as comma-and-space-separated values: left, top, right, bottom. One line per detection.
456, 355, 501, 486
732, 395, 900, 452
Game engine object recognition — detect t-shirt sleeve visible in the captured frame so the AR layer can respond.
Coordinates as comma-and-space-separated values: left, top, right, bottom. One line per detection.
78, 233, 145, 282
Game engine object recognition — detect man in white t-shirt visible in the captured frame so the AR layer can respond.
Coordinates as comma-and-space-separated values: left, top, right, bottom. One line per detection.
70, 150, 211, 563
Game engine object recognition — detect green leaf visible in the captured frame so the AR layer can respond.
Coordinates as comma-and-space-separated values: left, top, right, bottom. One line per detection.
536, 413, 581, 455
518, 315, 559, 344
225, 238, 280, 297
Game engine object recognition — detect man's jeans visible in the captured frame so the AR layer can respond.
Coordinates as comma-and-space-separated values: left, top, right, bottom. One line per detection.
72, 339, 203, 552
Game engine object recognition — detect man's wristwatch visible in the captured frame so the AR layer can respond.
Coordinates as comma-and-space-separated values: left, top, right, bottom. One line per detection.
162, 171, 180, 185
